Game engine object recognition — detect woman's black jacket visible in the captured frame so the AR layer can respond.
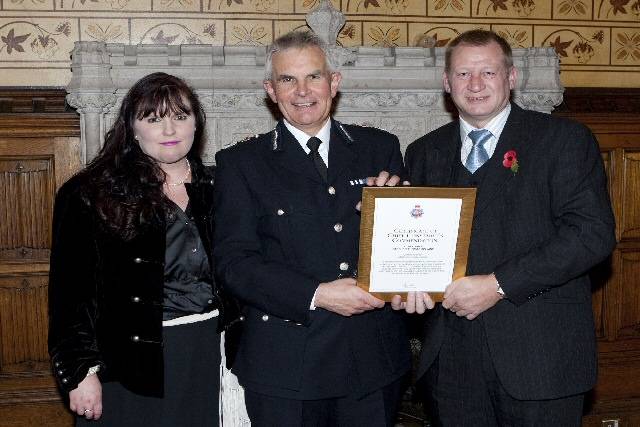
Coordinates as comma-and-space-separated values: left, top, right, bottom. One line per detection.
48, 160, 239, 397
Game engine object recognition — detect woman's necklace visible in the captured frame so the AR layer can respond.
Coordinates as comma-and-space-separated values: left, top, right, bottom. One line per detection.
164, 159, 191, 187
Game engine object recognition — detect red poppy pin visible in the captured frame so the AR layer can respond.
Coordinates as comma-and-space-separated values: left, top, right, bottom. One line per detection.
503, 150, 519, 174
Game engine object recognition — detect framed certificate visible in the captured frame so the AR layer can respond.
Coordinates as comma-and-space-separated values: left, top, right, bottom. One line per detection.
357, 187, 476, 302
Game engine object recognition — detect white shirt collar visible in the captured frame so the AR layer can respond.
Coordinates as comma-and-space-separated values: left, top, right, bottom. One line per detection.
459, 104, 511, 162
283, 119, 331, 166
459, 103, 511, 141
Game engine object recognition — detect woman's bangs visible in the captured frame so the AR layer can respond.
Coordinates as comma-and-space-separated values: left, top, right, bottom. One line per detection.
135, 85, 192, 119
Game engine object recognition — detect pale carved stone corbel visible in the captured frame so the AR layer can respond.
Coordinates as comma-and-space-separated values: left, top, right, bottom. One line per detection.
66, 42, 116, 164
307, 0, 356, 68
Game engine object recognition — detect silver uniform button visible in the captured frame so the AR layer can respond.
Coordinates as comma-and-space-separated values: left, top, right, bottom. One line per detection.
192, 248, 197, 253
131, 335, 140, 342
62, 378, 68, 384
262, 314, 269, 321
339, 262, 349, 271
328, 186, 336, 195
277, 209, 285, 216
133, 257, 142, 264
334, 223, 343, 232
132, 296, 140, 303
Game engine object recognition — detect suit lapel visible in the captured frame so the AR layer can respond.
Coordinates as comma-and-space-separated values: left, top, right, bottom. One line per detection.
327, 123, 358, 184
425, 124, 460, 186
474, 104, 527, 216
272, 122, 325, 184
185, 164, 214, 267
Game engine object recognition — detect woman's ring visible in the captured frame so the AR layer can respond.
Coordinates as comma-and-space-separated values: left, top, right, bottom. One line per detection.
84, 409, 93, 414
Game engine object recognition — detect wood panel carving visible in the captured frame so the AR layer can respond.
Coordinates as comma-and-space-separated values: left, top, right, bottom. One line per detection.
0, 274, 50, 373
0, 105, 80, 427
618, 252, 640, 339
0, 156, 55, 263
621, 152, 640, 241
591, 150, 613, 340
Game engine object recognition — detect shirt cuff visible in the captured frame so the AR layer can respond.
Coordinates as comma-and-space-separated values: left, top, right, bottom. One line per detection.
309, 287, 319, 310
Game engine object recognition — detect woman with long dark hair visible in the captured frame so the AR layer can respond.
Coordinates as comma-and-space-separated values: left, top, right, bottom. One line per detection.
48, 72, 237, 426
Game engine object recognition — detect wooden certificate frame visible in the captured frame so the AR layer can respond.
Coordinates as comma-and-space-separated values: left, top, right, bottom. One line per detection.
357, 186, 477, 302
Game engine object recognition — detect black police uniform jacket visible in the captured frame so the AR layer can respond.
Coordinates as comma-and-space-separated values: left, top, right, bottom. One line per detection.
213, 119, 412, 400
48, 159, 236, 397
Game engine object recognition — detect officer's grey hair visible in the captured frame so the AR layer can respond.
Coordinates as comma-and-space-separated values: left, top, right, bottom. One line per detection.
264, 30, 337, 80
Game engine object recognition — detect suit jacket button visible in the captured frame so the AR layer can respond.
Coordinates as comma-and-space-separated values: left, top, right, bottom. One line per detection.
61, 378, 68, 384
131, 335, 140, 342
261, 314, 269, 321
328, 186, 336, 195
57, 370, 64, 375
339, 262, 349, 271
277, 209, 285, 216
239, 316, 245, 321
133, 257, 142, 264
131, 296, 140, 303
334, 223, 343, 232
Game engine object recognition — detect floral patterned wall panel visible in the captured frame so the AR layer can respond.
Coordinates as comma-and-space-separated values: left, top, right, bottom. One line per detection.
0, 0, 639, 87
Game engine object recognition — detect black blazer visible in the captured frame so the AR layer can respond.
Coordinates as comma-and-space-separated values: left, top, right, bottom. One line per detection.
213, 120, 412, 400
48, 160, 236, 397
405, 104, 616, 400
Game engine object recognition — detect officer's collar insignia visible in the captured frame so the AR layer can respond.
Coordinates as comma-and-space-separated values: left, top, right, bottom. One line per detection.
271, 126, 278, 150
271, 120, 351, 151
336, 121, 354, 143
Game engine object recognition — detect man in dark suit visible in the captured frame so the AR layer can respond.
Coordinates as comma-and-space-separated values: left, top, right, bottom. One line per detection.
213, 30, 411, 427
402, 30, 616, 426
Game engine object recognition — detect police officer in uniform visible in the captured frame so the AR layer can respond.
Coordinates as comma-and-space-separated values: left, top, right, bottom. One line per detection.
213, 30, 411, 427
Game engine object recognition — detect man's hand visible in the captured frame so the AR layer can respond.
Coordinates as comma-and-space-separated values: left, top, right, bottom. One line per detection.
69, 374, 103, 420
356, 171, 404, 211
366, 170, 401, 187
441, 274, 503, 320
391, 292, 435, 314
314, 278, 385, 316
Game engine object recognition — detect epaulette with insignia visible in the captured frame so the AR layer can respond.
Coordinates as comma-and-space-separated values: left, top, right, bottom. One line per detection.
240, 134, 260, 142
228, 133, 261, 148
352, 121, 390, 133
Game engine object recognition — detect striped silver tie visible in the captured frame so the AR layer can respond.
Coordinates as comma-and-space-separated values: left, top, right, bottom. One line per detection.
465, 129, 492, 173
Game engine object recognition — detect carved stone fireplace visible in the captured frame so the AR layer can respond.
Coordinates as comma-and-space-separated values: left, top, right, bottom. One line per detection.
65, 1, 563, 165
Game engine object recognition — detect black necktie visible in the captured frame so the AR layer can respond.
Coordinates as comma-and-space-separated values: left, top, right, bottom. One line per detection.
306, 136, 328, 182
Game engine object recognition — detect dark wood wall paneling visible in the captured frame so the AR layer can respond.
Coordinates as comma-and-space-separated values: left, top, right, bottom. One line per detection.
0, 88, 79, 427
0, 88, 638, 427
555, 91, 640, 426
